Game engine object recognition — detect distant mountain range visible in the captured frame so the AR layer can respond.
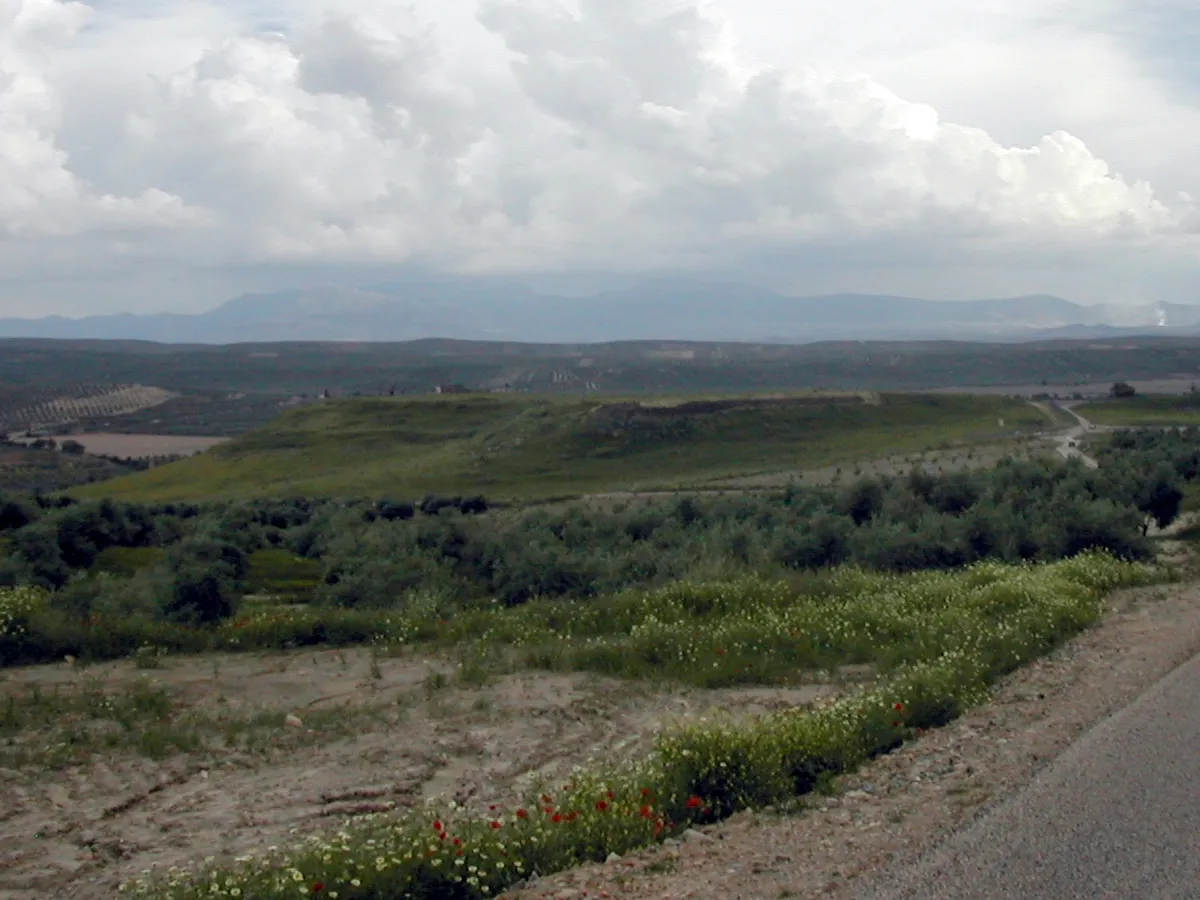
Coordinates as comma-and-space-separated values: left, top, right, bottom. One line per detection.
3, 278, 1199, 344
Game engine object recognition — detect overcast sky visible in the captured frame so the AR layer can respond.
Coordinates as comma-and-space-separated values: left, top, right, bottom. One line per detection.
2, 0, 1200, 317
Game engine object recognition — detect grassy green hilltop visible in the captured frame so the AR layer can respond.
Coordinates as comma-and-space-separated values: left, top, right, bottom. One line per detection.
1077, 393, 1200, 427
71, 391, 1049, 502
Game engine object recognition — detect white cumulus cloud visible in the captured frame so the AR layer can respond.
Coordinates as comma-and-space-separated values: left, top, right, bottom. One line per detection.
0, 0, 1198, 314
0, 0, 206, 239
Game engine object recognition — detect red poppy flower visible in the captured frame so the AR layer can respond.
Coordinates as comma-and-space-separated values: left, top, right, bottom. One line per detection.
893, 702, 905, 712
595, 800, 609, 812
542, 794, 553, 803
687, 796, 703, 809
453, 838, 462, 847
552, 813, 564, 823
893, 720, 902, 728
544, 806, 554, 815
640, 788, 653, 798
312, 885, 324, 894
491, 821, 502, 829
640, 805, 653, 818
489, 805, 498, 812
607, 791, 616, 800
516, 808, 529, 819
433, 821, 443, 832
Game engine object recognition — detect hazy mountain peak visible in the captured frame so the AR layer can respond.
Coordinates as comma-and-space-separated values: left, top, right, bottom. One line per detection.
1, 278, 1198, 344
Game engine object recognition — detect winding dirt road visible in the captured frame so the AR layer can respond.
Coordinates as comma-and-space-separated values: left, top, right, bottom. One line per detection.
1047, 402, 1100, 469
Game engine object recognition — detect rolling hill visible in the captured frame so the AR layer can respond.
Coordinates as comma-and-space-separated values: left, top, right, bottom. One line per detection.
70, 392, 1051, 502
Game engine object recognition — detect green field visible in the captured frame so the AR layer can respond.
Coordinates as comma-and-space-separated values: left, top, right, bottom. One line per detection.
70, 392, 1049, 502
1078, 394, 1200, 426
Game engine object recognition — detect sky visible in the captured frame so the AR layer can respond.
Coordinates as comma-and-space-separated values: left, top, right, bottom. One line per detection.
2, 0, 1200, 318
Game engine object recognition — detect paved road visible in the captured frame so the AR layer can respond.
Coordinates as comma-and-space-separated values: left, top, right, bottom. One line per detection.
855, 651, 1200, 900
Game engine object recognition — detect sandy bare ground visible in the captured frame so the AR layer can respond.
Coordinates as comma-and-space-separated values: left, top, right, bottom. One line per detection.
0, 650, 854, 900
501, 561, 1200, 900
9, 433, 228, 458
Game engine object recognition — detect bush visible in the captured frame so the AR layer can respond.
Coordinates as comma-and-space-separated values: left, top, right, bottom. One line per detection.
164, 566, 239, 624
378, 500, 415, 521
162, 536, 248, 624
419, 494, 457, 516
0, 497, 35, 531
1110, 381, 1136, 398
458, 495, 489, 515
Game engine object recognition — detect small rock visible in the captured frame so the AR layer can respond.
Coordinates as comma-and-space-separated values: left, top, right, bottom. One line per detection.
47, 786, 70, 808
285, 714, 304, 729
682, 828, 713, 844
663, 837, 681, 846
605, 852, 622, 863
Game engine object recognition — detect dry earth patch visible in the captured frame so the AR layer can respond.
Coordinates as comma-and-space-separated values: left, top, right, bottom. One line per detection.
0, 649, 854, 900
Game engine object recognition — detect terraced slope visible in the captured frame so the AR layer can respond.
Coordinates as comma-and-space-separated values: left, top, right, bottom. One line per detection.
0, 384, 175, 433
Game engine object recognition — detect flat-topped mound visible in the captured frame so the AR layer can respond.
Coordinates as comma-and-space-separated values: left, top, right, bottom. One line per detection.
71, 392, 1046, 502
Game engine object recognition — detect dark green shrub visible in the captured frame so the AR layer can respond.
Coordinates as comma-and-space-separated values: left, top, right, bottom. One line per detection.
164, 566, 238, 624
379, 500, 415, 521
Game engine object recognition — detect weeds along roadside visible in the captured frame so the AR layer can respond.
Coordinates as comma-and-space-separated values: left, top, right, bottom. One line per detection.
110, 551, 1159, 900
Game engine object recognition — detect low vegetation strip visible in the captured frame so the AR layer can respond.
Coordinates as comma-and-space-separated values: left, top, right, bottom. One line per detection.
441, 559, 1136, 686
116, 552, 1155, 900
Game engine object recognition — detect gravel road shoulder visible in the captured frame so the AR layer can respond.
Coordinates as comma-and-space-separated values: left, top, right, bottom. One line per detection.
502, 571, 1200, 900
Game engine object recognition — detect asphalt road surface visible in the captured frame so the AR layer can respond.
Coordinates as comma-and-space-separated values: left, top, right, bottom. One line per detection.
855, 651, 1200, 900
